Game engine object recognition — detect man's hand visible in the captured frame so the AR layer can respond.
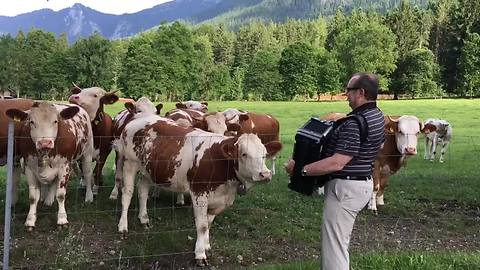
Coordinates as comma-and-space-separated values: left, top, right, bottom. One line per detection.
284, 159, 295, 176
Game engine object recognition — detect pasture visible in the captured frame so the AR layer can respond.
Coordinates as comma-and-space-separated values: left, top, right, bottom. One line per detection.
1, 99, 480, 269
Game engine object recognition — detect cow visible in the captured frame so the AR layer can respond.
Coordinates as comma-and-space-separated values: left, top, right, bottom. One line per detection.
68, 84, 119, 193
6, 101, 94, 230
115, 116, 282, 265
0, 98, 34, 204
369, 115, 436, 213
223, 109, 280, 174
423, 118, 452, 163
109, 97, 162, 200
175, 100, 208, 113
167, 108, 240, 135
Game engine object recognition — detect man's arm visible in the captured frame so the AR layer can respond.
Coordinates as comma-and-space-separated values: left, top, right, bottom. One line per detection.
302, 153, 353, 176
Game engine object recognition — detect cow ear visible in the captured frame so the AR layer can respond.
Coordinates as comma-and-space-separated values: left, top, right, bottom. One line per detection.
385, 118, 397, 134
265, 141, 282, 158
239, 114, 249, 122
192, 119, 206, 130
175, 102, 186, 109
227, 123, 241, 132
60, 106, 79, 120
220, 140, 237, 159
70, 84, 81, 94
156, 103, 163, 115
101, 93, 119, 105
421, 123, 437, 134
125, 102, 135, 114
6, 109, 28, 122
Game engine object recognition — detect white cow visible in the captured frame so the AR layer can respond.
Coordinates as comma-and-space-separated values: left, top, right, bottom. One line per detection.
423, 118, 452, 163
6, 102, 94, 230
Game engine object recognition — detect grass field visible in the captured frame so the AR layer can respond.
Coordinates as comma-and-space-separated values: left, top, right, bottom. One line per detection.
1, 99, 480, 269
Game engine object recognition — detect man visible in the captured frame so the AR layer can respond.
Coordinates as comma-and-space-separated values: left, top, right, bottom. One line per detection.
285, 72, 385, 270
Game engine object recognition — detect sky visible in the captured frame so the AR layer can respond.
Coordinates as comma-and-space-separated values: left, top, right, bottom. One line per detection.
0, 0, 173, 16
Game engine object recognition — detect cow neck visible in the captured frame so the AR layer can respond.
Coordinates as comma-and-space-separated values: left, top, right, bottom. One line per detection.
92, 106, 104, 127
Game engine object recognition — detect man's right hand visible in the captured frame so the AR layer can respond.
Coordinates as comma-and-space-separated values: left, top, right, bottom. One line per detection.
284, 159, 295, 176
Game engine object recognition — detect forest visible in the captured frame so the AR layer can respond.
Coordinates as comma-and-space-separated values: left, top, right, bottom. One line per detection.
0, 0, 478, 101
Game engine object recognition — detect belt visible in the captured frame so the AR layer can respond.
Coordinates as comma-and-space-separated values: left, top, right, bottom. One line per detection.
328, 175, 372, 181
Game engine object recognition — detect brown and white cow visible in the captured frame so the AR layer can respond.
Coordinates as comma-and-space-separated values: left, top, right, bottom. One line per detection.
0, 98, 34, 204
109, 97, 162, 199
68, 84, 119, 193
223, 109, 280, 174
115, 115, 282, 265
175, 100, 208, 113
423, 118, 452, 163
369, 115, 436, 212
6, 102, 94, 230
167, 108, 240, 135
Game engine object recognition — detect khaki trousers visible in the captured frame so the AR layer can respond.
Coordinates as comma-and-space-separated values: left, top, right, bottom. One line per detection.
321, 178, 373, 270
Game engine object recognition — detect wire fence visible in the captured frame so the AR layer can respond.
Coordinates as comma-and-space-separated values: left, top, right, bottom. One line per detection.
1, 130, 479, 269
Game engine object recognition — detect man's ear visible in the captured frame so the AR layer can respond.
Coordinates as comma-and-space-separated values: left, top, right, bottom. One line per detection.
125, 102, 135, 114
265, 141, 282, 158
220, 140, 238, 159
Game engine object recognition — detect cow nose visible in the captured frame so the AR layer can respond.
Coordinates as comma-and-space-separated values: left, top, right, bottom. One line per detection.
405, 147, 417, 155
68, 95, 79, 102
37, 139, 54, 150
259, 171, 272, 181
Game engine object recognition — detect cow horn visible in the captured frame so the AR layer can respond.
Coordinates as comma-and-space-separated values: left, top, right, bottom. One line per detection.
72, 82, 81, 89
107, 89, 119, 95
226, 114, 237, 122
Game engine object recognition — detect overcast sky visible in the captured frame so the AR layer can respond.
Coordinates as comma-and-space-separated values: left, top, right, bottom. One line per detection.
0, 0, 173, 16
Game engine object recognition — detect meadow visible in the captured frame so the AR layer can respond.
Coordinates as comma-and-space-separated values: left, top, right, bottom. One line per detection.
1, 99, 479, 269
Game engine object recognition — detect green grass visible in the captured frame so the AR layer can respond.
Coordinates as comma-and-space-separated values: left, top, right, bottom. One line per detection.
1, 99, 480, 269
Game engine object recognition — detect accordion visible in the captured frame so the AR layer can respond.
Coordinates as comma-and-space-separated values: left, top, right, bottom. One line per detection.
288, 117, 335, 195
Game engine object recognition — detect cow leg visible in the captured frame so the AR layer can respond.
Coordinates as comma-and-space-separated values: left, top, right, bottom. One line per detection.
439, 141, 450, 163
118, 159, 139, 234
271, 156, 276, 175
12, 163, 22, 205
93, 150, 109, 192
81, 153, 94, 203
430, 136, 438, 161
192, 194, 209, 265
72, 161, 84, 186
109, 150, 123, 200
24, 167, 40, 230
424, 137, 430, 160
56, 165, 70, 226
137, 176, 151, 228
176, 193, 185, 205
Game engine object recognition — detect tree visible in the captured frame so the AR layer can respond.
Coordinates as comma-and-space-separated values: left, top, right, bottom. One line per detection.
458, 32, 480, 97
244, 48, 283, 100
278, 42, 318, 100
316, 50, 342, 94
396, 48, 442, 98
333, 18, 398, 90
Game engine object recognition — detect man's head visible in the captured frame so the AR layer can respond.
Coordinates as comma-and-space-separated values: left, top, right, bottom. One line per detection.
344, 72, 379, 109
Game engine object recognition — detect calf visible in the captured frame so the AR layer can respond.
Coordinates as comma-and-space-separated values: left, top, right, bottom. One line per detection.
6, 102, 94, 230
423, 118, 452, 163
115, 116, 281, 265
369, 115, 436, 213
68, 84, 119, 193
0, 98, 34, 204
223, 109, 280, 174
109, 97, 162, 199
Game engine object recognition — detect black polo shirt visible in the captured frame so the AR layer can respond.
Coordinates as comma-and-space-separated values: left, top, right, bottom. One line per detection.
324, 102, 385, 178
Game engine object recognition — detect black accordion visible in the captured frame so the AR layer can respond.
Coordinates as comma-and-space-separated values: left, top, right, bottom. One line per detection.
288, 117, 335, 195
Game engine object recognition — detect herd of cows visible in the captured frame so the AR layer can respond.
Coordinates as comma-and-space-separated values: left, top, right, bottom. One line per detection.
0, 86, 453, 265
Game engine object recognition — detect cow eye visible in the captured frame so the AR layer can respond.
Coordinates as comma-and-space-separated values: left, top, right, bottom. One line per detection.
29, 120, 35, 126
54, 120, 58, 124
93, 94, 98, 98
242, 153, 247, 158
137, 110, 142, 113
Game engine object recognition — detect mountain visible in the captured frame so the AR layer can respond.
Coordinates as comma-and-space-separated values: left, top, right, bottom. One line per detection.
0, 0, 429, 42
0, 0, 228, 42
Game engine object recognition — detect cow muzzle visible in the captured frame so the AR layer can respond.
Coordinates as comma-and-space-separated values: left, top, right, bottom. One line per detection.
37, 139, 54, 150
404, 147, 417, 155
68, 95, 80, 104
258, 171, 272, 182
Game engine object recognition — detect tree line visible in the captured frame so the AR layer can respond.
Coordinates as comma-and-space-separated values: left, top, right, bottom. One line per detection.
0, 0, 479, 101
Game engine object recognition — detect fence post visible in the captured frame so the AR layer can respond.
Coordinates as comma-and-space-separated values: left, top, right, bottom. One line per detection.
3, 121, 15, 270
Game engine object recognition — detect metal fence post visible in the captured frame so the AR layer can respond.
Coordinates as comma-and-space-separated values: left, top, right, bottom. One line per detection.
3, 121, 15, 270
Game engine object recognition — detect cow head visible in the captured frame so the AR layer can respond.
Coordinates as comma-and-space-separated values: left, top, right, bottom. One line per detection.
423, 119, 449, 136
176, 101, 208, 113
192, 112, 242, 135
386, 115, 436, 155
125, 97, 160, 116
68, 84, 119, 120
6, 102, 79, 152
223, 108, 249, 124
220, 134, 282, 186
